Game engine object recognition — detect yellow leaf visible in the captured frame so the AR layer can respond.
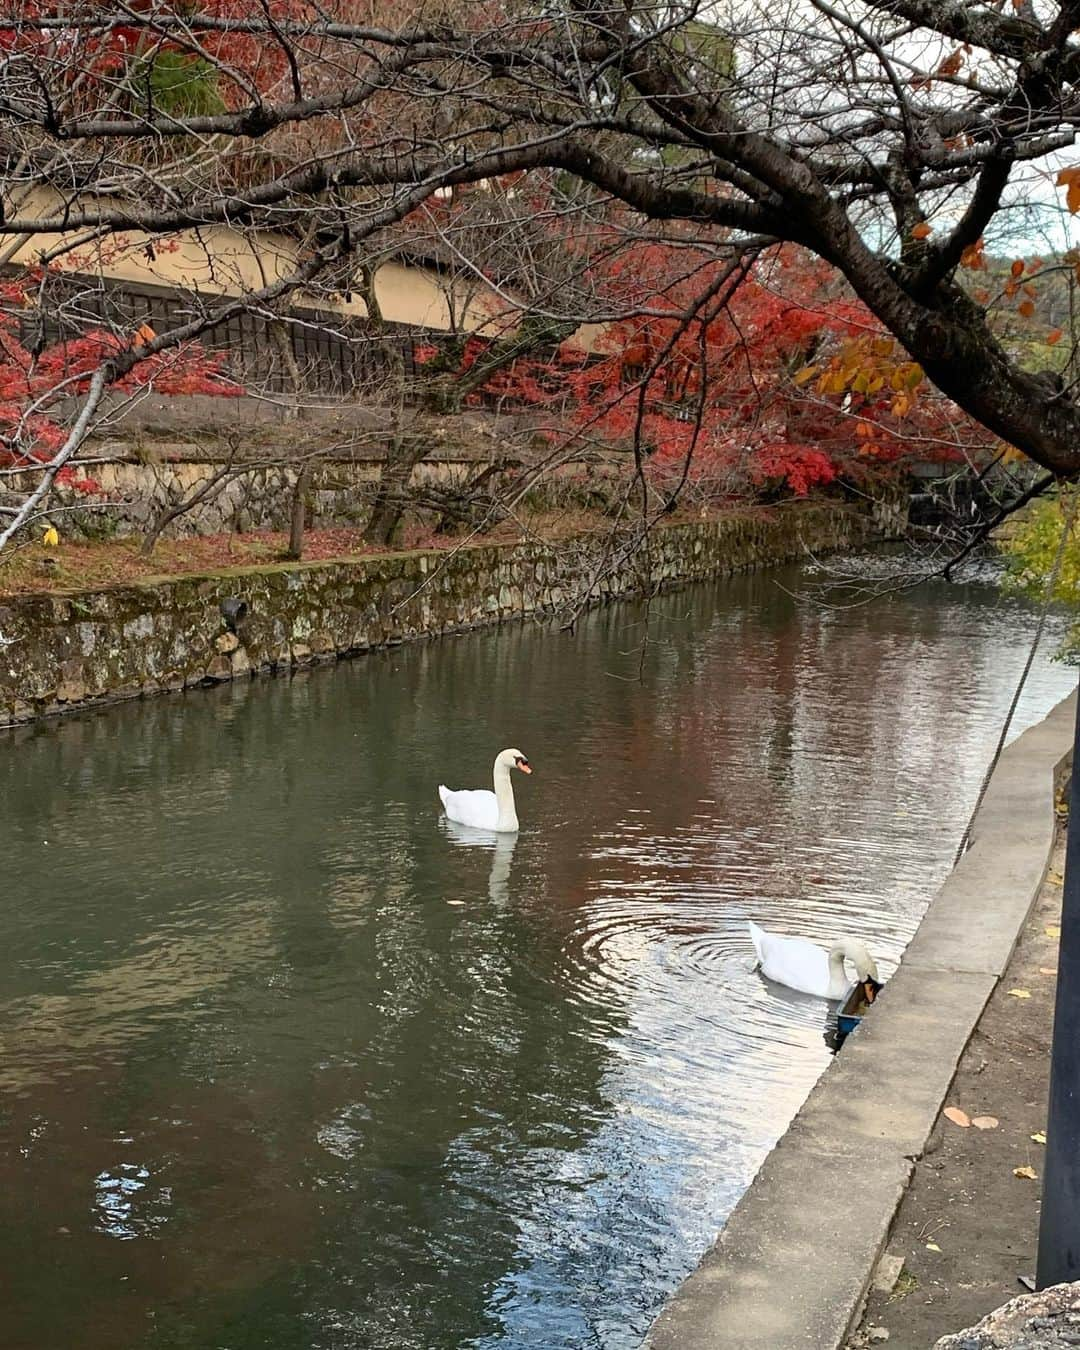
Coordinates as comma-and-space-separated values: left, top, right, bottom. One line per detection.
972, 1116, 999, 1130
1008, 989, 1032, 999
912, 221, 932, 240
944, 1106, 971, 1127
1013, 1166, 1038, 1180
926, 1242, 942, 1252
42, 526, 59, 548
1047, 870, 1064, 885
1032, 1132, 1047, 1145
1047, 925, 1062, 939
1039, 967, 1058, 976
871, 337, 895, 358
905, 363, 925, 390
793, 365, 819, 386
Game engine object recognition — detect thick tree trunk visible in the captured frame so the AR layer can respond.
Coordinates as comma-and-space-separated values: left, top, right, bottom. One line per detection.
270, 319, 311, 558
286, 460, 312, 560
363, 435, 426, 546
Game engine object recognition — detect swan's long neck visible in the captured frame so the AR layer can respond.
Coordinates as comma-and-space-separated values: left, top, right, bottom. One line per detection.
826, 947, 849, 998
493, 759, 519, 832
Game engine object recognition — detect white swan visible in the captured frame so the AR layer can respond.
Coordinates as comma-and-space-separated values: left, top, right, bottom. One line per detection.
438, 748, 532, 833
748, 920, 882, 1001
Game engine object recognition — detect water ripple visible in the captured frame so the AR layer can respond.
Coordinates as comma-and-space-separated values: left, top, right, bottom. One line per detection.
0, 561, 1074, 1350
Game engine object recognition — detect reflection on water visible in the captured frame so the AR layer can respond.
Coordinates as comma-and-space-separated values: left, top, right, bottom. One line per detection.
441, 819, 519, 906
0, 558, 1074, 1350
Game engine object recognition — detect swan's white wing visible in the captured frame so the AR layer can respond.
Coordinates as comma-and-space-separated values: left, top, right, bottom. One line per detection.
748, 922, 831, 998
439, 787, 499, 830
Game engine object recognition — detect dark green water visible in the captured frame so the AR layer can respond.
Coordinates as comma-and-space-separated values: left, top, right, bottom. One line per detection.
1, 559, 1074, 1350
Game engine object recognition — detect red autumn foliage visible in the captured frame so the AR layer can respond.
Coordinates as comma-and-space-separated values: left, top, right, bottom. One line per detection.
0, 1, 303, 110
461, 241, 994, 496
0, 269, 240, 479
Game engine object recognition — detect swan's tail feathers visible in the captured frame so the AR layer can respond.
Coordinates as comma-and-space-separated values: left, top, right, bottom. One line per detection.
747, 920, 766, 964
438, 785, 450, 808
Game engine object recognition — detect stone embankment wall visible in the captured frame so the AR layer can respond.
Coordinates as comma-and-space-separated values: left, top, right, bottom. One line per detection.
0, 505, 891, 726
6, 452, 536, 540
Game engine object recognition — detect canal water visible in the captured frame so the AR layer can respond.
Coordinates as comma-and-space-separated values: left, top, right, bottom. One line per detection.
1, 558, 1074, 1350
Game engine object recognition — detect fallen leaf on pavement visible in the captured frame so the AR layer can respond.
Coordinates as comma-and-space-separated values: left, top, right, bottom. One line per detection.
1047, 870, 1065, 886
1008, 989, 1032, 999
944, 1107, 970, 1127
972, 1116, 999, 1130
1040, 967, 1058, 976
925, 1242, 942, 1252
1032, 1132, 1047, 1145
1014, 1166, 1038, 1180
1046, 925, 1062, 939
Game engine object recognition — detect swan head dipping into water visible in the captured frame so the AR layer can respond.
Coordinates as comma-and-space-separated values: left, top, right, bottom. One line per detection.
829, 936, 883, 1004
748, 921, 883, 1002
438, 748, 533, 833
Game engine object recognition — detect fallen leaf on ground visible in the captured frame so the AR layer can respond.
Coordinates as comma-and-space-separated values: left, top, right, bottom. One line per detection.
925, 1242, 942, 1252
1014, 1166, 1038, 1180
1047, 925, 1062, 939
1032, 1132, 1047, 1145
446, 900, 466, 906
1008, 989, 1032, 999
1040, 967, 1058, 976
972, 1116, 999, 1130
944, 1107, 971, 1127
1047, 870, 1065, 886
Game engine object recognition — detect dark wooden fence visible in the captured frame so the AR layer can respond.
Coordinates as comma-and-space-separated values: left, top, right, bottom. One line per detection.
6, 266, 449, 398
3, 266, 601, 417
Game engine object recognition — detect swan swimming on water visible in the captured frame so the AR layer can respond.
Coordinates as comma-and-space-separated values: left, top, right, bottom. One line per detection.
438, 748, 532, 833
748, 920, 882, 1001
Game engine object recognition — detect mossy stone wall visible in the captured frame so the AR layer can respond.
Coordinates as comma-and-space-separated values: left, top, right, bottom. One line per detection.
0, 505, 888, 726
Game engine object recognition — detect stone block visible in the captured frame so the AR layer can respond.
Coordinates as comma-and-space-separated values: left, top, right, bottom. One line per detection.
204, 654, 232, 682
934, 1281, 1080, 1347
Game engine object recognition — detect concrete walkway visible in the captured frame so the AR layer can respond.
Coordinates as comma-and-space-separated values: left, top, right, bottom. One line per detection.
644, 692, 1076, 1350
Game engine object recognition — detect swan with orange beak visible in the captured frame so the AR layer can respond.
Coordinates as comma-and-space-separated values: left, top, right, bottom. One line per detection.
438, 749, 532, 832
